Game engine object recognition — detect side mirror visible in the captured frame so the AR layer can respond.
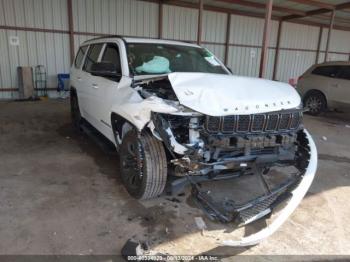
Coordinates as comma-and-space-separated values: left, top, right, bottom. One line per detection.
90, 62, 120, 78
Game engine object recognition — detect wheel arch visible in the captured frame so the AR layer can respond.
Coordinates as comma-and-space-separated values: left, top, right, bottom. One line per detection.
110, 112, 142, 145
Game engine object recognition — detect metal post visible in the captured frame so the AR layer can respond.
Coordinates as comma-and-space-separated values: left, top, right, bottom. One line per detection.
67, 0, 75, 64
158, 0, 163, 39
197, 0, 203, 45
259, 0, 273, 78
224, 13, 231, 65
272, 20, 282, 80
325, 10, 335, 62
315, 26, 323, 64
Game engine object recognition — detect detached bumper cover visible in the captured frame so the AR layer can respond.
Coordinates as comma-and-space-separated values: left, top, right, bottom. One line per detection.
220, 129, 317, 246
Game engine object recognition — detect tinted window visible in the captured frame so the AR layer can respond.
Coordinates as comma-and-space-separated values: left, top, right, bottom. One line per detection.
74, 46, 88, 68
83, 44, 104, 72
337, 66, 350, 80
101, 43, 121, 74
312, 66, 340, 78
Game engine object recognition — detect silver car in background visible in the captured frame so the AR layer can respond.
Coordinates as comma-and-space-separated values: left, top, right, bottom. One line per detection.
297, 61, 350, 115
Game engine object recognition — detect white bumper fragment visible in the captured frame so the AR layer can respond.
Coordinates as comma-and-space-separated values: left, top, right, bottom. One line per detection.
221, 129, 317, 247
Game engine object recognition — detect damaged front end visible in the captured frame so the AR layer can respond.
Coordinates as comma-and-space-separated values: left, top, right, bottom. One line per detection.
150, 108, 316, 244
134, 73, 317, 245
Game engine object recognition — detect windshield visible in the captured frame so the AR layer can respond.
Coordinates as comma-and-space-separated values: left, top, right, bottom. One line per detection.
126, 43, 228, 76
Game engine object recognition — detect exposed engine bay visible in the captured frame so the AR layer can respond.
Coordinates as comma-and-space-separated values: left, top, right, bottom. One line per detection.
135, 75, 313, 230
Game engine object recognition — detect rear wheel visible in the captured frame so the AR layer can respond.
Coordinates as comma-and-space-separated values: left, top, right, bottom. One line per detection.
119, 129, 167, 199
304, 91, 326, 116
70, 94, 82, 129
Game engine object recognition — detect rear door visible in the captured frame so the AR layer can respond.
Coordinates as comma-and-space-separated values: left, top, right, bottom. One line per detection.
310, 65, 340, 106
80, 43, 104, 126
333, 66, 350, 109
70, 45, 88, 116
327, 65, 349, 107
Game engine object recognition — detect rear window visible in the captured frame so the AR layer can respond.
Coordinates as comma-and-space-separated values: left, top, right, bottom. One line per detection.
74, 46, 88, 68
83, 43, 104, 72
337, 66, 350, 80
311, 65, 340, 78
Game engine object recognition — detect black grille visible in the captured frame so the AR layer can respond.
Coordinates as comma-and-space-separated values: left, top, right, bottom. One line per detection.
237, 115, 251, 132
222, 115, 236, 132
290, 112, 301, 129
206, 116, 221, 132
251, 115, 265, 132
205, 111, 302, 134
266, 114, 279, 131
279, 113, 290, 130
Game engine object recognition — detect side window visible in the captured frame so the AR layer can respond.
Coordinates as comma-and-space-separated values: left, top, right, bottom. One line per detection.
83, 43, 104, 72
74, 46, 88, 68
101, 43, 122, 74
311, 66, 340, 78
337, 66, 350, 80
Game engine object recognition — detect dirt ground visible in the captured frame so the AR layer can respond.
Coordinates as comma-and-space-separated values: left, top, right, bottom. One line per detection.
0, 99, 350, 258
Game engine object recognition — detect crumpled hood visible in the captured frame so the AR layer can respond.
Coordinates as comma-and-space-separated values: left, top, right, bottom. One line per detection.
168, 73, 301, 116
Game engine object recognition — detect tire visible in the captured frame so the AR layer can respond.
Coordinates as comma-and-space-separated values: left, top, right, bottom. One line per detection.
303, 91, 326, 116
70, 94, 82, 129
119, 129, 167, 199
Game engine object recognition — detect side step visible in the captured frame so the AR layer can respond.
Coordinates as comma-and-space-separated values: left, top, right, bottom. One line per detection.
79, 121, 116, 155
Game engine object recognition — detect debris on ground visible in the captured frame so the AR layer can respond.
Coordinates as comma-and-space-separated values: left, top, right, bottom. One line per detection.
121, 239, 146, 259
166, 197, 181, 203
194, 217, 207, 230
345, 125, 350, 128
322, 136, 328, 141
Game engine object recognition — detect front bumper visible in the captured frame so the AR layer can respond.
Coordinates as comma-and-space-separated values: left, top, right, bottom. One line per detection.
220, 129, 317, 246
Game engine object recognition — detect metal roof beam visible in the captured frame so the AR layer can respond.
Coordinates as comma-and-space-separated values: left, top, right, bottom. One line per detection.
287, 0, 334, 10
215, 0, 306, 16
283, 1, 350, 20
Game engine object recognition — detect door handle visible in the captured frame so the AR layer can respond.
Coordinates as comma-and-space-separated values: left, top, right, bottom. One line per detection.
77, 77, 82, 81
92, 84, 99, 89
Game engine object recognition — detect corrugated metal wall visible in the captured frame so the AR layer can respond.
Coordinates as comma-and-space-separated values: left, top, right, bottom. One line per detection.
226, 15, 279, 79
73, 0, 159, 52
276, 22, 320, 82
0, 0, 350, 99
0, 0, 70, 99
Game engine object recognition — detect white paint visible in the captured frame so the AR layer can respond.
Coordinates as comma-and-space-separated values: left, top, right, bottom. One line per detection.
221, 129, 317, 246
168, 72, 301, 116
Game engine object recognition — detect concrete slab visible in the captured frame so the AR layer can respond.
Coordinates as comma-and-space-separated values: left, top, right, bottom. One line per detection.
0, 100, 349, 256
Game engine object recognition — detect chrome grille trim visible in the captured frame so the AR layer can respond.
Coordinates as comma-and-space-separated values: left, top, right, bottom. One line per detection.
204, 111, 302, 134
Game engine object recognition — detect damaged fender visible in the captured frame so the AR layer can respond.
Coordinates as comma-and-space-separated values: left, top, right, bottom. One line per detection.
110, 86, 180, 131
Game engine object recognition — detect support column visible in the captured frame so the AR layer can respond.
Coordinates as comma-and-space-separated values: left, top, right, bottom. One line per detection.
325, 10, 335, 62
315, 26, 323, 64
259, 0, 273, 78
158, 0, 163, 39
197, 0, 203, 45
67, 0, 75, 64
224, 13, 231, 65
272, 20, 282, 80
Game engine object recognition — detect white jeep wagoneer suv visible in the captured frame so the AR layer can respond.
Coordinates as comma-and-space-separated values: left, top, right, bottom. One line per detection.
70, 36, 317, 246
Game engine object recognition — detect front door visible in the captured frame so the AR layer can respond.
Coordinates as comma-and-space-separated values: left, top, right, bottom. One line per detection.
93, 42, 123, 139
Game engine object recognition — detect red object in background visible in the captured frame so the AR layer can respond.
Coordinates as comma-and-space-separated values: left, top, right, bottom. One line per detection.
289, 78, 298, 88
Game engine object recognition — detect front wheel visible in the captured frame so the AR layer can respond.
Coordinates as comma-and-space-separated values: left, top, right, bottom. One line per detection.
304, 91, 326, 116
119, 129, 167, 200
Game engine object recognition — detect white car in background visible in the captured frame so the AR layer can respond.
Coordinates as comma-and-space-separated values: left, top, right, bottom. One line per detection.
70, 36, 317, 246
298, 61, 350, 115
